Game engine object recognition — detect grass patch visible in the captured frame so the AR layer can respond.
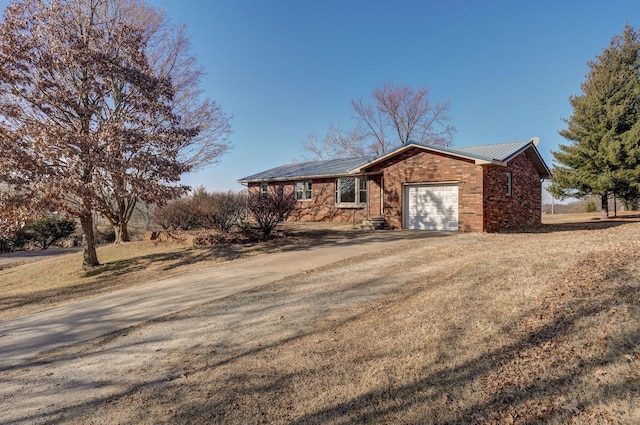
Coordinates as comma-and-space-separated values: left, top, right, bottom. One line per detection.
0, 224, 370, 321
0, 241, 214, 320
71, 223, 640, 424
3, 218, 640, 424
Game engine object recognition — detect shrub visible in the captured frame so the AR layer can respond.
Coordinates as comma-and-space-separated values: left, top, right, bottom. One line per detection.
191, 188, 247, 232
151, 199, 197, 231
246, 188, 297, 239
585, 199, 597, 213
13, 215, 76, 250
153, 188, 247, 233
94, 227, 116, 244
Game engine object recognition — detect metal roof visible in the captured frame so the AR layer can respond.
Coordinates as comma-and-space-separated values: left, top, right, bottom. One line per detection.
238, 156, 375, 182
239, 138, 552, 183
449, 140, 532, 162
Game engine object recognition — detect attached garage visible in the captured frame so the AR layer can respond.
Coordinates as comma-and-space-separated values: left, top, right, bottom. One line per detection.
240, 138, 553, 232
403, 184, 459, 231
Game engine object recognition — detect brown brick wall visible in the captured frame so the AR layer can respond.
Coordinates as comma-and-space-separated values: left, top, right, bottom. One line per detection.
248, 176, 383, 226
482, 152, 542, 232
247, 147, 543, 232
365, 148, 484, 231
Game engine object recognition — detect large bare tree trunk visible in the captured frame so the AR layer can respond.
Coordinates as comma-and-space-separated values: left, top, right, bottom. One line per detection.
79, 214, 100, 268
121, 222, 129, 242
601, 193, 609, 220
113, 221, 130, 244
113, 224, 123, 245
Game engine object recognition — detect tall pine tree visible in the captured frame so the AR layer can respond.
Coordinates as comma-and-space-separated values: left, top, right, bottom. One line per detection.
550, 25, 640, 218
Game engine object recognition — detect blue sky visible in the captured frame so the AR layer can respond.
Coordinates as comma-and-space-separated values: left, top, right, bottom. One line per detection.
2, 0, 639, 199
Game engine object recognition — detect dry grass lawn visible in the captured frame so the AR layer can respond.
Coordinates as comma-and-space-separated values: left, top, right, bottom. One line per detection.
0, 224, 367, 321
1, 215, 639, 424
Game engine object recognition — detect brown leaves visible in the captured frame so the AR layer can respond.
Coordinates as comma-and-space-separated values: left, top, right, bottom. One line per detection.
0, 0, 231, 262
464, 237, 640, 423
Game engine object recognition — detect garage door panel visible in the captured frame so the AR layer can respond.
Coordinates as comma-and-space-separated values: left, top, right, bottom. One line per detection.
405, 185, 459, 231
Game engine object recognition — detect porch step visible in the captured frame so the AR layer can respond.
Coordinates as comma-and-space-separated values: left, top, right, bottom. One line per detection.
360, 216, 389, 230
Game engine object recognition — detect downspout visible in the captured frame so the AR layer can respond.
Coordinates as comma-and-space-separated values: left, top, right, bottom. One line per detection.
380, 176, 384, 217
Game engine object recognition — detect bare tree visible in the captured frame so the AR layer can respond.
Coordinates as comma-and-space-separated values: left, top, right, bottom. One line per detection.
300, 82, 455, 161
120, 0, 232, 170
301, 123, 367, 161
352, 82, 455, 154
86, 0, 232, 243
0, 0, 226, 267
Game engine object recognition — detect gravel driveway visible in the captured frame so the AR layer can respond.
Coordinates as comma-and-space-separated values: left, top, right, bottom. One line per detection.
0, 231, 440, 371
2, 221, 636, 424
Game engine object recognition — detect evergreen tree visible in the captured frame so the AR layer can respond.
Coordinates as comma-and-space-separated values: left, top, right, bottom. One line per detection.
550, 25, 640, 218
13, 216, 76, 251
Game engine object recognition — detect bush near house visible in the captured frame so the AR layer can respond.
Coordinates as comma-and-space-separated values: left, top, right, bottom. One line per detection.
190, 188, 247, 233
152, 189, 247, 233
246, 188, 297, 239
152, 199, 198, 231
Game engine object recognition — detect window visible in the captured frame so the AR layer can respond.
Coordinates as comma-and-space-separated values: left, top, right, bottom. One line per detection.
506, 172, 512, 196
295, 181, 312, 200
260, 183, 268, 197
335, 177, 367, 207
359, 178, 368, 203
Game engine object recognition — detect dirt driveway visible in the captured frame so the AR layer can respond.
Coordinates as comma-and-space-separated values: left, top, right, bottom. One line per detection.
0, 230, 441, 371
1, 219, 638, 424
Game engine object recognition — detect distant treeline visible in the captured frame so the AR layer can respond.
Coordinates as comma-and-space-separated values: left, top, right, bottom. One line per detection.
542, 197, 636, 214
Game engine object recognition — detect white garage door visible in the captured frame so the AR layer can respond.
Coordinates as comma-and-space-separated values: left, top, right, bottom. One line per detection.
404, 184, 459, 231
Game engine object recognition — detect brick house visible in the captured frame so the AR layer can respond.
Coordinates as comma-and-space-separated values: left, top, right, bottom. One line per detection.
238, 138, 552, 232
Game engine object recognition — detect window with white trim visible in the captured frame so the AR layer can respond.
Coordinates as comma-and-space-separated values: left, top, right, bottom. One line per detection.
506, 172, 512, 196
335, 177, 367, 207
260, 183, 268, 197
295, 181, 312, 200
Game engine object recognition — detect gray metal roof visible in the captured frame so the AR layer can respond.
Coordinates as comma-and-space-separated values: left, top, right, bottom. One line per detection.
238, 156, 375, 182
239, 139, 551, 183
447, 140, 532, 162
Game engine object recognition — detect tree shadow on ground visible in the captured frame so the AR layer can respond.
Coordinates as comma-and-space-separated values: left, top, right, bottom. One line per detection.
9, 235, 639, 424
165, 240, 639, 424
273, 244, 640, 424
0, 245, 247, 318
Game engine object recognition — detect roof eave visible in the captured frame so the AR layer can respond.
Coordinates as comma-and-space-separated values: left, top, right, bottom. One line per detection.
353, 143, 489, 172
484, 140, 552, 179
523, 143, 553, 179
238, 171, 363, 184
476, 159, 504, 166
239, 139, 553, 183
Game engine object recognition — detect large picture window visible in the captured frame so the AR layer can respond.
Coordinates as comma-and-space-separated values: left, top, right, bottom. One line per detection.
335, 177, 367, 207
295, 181, 312, 200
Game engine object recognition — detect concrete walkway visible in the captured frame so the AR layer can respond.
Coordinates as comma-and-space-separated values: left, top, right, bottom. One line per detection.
0, 231, 445, 370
